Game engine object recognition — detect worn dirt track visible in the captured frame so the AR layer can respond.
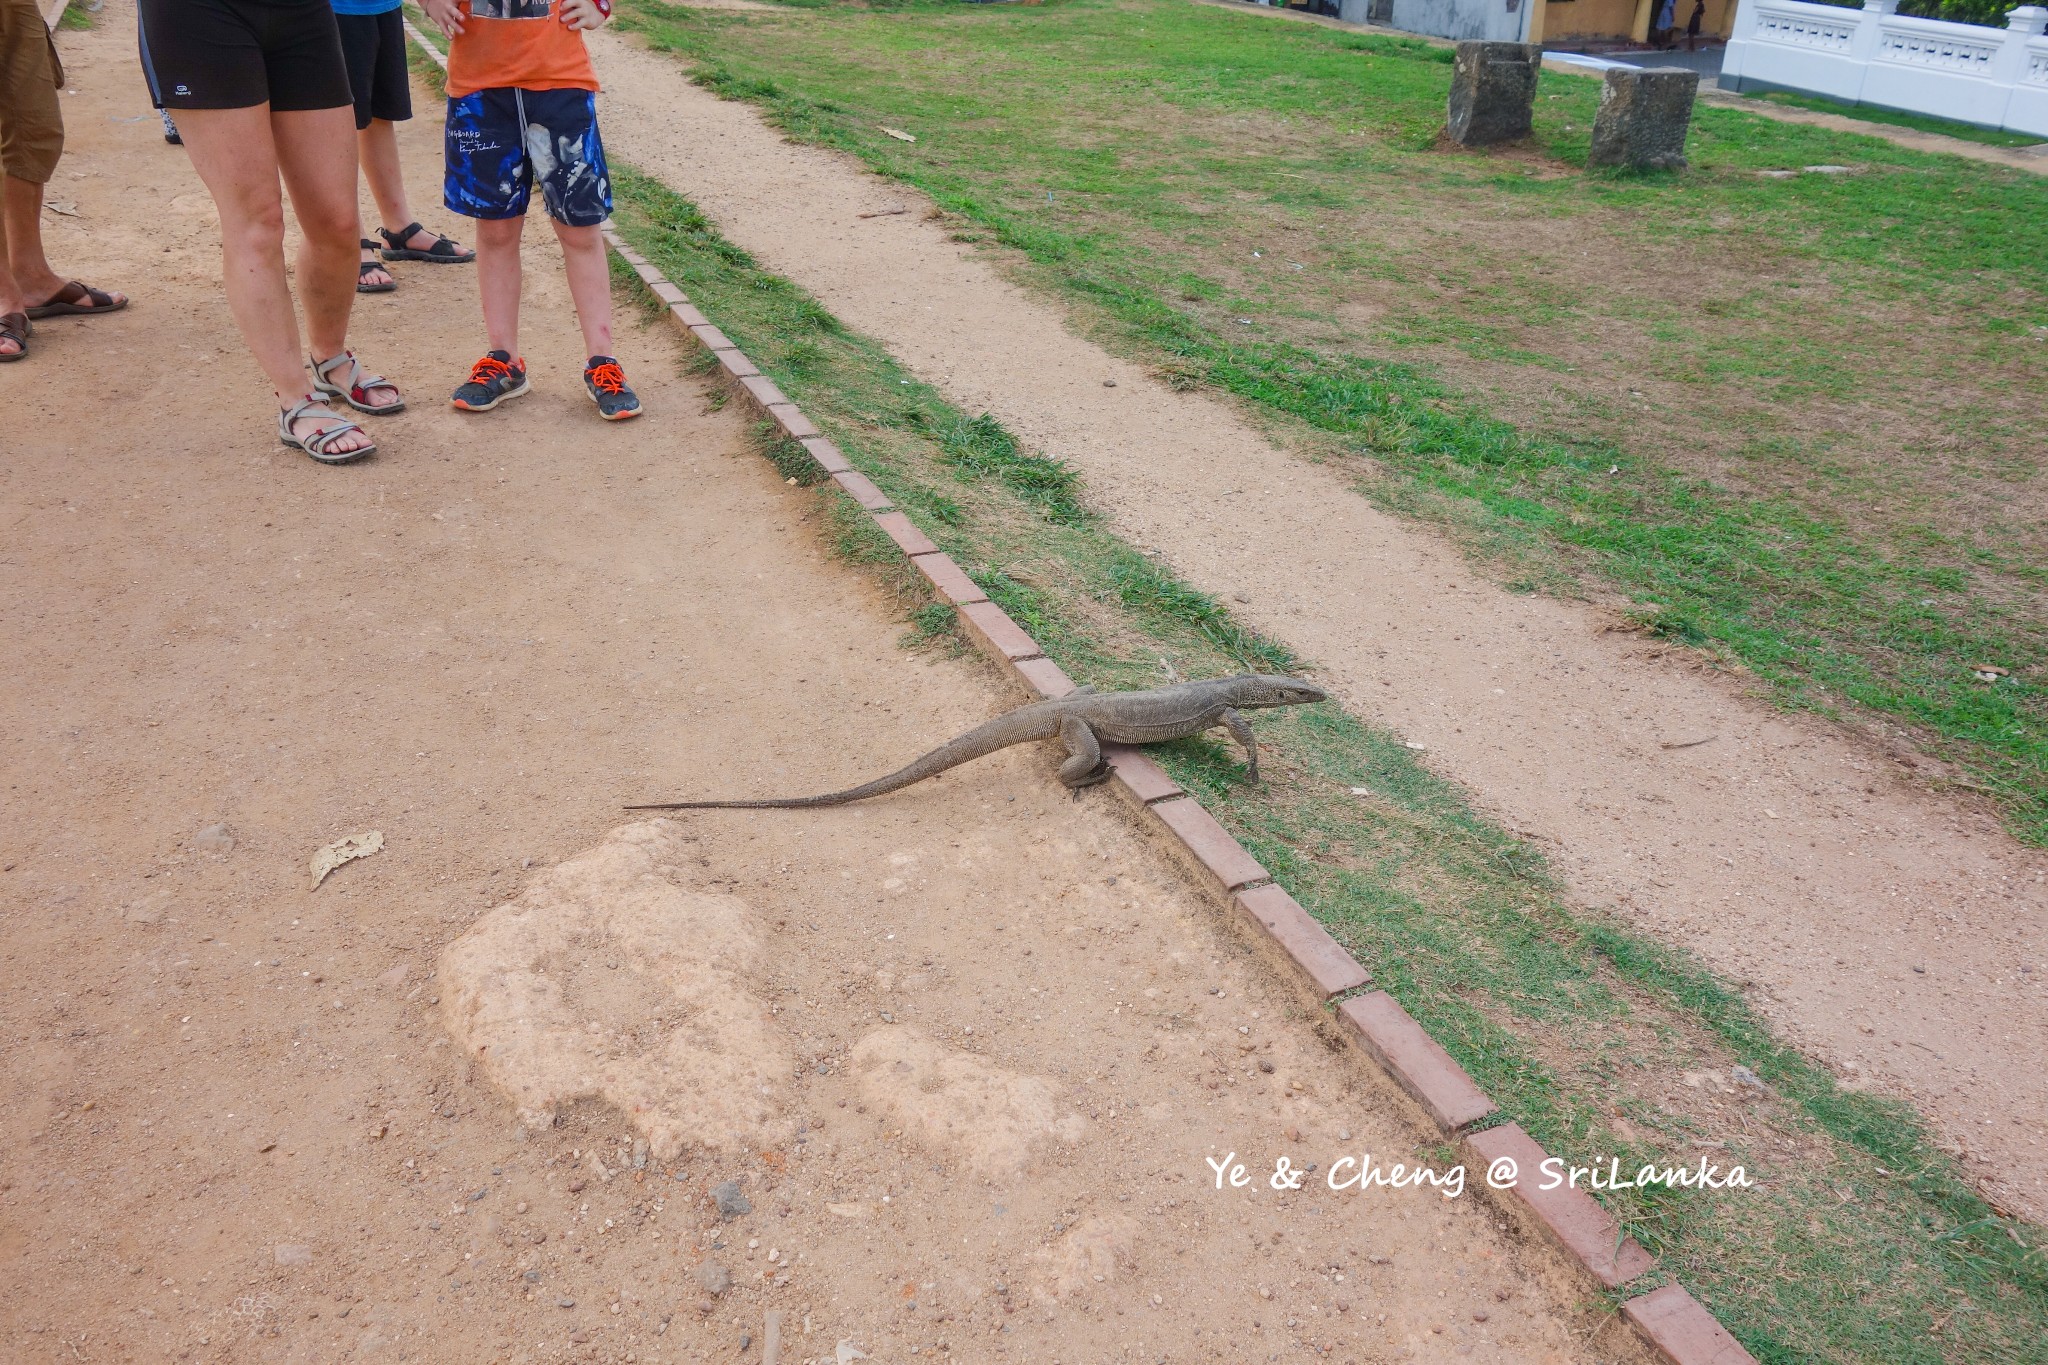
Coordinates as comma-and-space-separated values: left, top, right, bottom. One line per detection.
588, 20, 2048, 1221
1, 11, 1656, 1364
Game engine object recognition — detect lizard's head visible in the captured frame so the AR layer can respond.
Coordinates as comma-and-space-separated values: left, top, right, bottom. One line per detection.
1230, 674, 1329, 709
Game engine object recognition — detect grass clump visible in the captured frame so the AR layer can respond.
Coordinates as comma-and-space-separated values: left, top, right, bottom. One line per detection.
760, 429, 830, 486
931, 412, 1090, 526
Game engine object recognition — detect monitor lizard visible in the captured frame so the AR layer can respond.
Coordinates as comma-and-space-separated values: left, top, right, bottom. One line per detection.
625, 673, 1328, 811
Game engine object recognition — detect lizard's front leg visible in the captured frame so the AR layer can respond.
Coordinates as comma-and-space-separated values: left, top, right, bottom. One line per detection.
1219, 707, 1260, 783
1057, 716, 1112, 790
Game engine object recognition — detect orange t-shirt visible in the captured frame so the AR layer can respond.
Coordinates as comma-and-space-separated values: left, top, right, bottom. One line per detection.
445, 0, 600, 98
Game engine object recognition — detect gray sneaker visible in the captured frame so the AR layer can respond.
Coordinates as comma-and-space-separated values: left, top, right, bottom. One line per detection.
452, 350, 529, 412
583, 356, 642, 421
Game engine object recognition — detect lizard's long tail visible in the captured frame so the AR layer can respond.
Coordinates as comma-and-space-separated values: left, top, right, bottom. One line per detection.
625, 704, 1066, 811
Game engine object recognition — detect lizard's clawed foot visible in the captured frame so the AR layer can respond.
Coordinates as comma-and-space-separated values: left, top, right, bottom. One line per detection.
1060, 759, 1114, 792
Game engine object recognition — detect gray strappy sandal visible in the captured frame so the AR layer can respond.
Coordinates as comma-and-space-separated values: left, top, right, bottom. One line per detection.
311, 349, 406, 416
279, 395, 376, 465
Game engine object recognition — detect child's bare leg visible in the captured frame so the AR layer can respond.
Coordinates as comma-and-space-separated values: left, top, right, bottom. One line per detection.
475, 214, 525, 354
552, 219, 613, 360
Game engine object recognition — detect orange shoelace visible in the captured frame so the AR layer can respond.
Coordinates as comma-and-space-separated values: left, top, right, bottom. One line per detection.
469, 354, 517, 384
587, 362, 627, 395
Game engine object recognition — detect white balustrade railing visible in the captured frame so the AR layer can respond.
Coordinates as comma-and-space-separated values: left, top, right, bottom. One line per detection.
1720, 0, 2048, 138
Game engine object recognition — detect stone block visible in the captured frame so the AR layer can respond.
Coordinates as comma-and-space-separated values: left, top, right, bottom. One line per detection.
1623, 1285, 1759, 1365
1588, 67, 1698, 171
958, 601, 1044, 663
1014, 657, 1079, 700
1465, 1124, 1658, 1288
1147, 797, 1268, 894
1237, 885, 1372, 1001
1446, 42, 1541, 147
1338, 992, 1493, 1130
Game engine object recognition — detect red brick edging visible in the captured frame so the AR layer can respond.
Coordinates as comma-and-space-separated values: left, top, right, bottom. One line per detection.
395, 25, 1757, 1362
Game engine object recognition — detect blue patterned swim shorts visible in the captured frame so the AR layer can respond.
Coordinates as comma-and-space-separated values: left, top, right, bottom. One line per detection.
443, 86, 611, 227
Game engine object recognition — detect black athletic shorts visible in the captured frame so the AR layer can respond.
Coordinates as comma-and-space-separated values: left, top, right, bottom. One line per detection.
336, 10, 411, 130
136, 0, 352, 112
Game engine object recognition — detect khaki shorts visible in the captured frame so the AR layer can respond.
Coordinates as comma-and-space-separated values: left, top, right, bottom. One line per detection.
0, 0, 65, 185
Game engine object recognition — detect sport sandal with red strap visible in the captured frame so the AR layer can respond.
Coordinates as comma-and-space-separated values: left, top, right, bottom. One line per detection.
279, 395, 376, 465
312, 350, 406, 416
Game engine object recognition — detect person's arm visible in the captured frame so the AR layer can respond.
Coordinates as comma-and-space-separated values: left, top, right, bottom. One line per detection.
422, 0, 466, 38
557, 0, 611, 30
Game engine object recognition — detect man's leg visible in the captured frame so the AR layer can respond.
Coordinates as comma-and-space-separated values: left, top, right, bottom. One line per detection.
0, 240, 21, 357
355, 119, 402, 290
363, 112, 474, 251
1, 0, 65, 343
551, 219, 612, 362
2, 174, 64, 304
358, 118, 412, 237
359, 117, 469, 256
0, 177, 21, 353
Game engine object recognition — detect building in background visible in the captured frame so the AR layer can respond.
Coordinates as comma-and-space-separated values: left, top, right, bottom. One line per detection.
1322, 0, 1737, 45
1718, 0, 2048, 134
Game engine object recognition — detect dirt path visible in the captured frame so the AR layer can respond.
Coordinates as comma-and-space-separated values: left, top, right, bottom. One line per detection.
589, 26, 2048, 1221
1, 11, 1653, 1363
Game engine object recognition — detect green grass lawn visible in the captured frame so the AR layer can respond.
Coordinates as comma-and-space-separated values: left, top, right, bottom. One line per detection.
615, 0, 2048, 845
602, 161, 2048, 1365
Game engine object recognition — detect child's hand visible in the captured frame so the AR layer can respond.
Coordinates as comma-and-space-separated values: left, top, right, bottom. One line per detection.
422, 0, 466, 38
557, 0, 611, 30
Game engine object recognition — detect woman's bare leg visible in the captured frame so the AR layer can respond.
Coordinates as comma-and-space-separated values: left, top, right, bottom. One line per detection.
272, 108, 374, 369
163, 106, 304, 397
173, 104, 381, 453
274, 106, 399, 409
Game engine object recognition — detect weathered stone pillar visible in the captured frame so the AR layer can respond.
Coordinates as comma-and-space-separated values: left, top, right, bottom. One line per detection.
1587, 67, 1698, 170
1445, 42, 1543, 147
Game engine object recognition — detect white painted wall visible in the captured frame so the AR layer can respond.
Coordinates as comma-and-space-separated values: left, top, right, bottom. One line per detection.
1720, 0, 2048, 137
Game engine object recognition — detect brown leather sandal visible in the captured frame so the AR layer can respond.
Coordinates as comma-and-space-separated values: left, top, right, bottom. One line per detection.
0, 312, 28, 362
26, 280, 126, 319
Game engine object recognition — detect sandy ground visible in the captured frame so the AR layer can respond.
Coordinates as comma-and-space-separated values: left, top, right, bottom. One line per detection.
0, 12, 1656, 1364
587, 24, 2048, 1219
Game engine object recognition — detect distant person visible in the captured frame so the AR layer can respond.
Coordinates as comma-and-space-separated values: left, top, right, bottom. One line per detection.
333, 0, 474, 294
421, 0, 642, 421
0, 0, 128, 363
1685, 0, 1707, 51
137, 0, 404, 462
1655, 0, 1676, 48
